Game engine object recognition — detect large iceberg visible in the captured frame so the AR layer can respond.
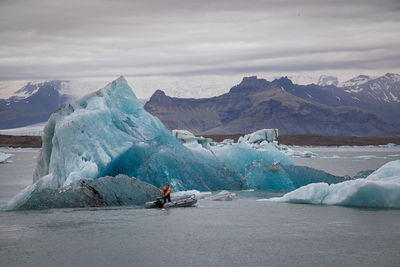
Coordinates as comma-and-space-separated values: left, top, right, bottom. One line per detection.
261, 160, 400, 208
32, 76, 244, 191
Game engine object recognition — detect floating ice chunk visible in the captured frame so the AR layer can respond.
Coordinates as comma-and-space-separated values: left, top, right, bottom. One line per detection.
262, 160, 400, 208
1, 174, 160, 210
172, 129, 212, 148
259, 183, 331, 205
320, 155, 342, 159
208, 190, 237, 201
278, 145, 318, 158
297, 151, 318, 158
239, 129, 279, 144
354, 155, 377, 160
172, 129, 198, 144
171, 190, 211, 199
222, 139, 234, 145
0, 152, 13, 163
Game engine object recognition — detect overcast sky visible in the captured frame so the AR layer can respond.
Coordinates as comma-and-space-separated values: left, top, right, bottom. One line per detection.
0, 0, 399, 98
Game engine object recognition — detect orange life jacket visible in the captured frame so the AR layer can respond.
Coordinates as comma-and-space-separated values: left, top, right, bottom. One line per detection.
162, 186, 170, 197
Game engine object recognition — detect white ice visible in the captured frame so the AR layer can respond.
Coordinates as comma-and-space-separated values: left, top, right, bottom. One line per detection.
260, 160, 400, 208
208, 190, 237, 201
279, 145, 318, 158
172, 129, 212, 148
239, 129, 279, 144
0, 152, 13, 163
171, 190, 212, 199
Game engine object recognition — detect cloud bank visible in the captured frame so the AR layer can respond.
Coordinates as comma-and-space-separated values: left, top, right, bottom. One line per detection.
0, 0, 399, 97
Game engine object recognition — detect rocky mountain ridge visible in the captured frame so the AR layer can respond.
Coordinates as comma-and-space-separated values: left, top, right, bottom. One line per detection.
145, 76, 400, 136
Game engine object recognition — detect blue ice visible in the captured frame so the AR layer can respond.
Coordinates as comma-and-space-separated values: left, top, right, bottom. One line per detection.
261, 160, 400, 208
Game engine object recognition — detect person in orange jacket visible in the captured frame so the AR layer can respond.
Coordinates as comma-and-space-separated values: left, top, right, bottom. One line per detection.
161, 184, 171, 203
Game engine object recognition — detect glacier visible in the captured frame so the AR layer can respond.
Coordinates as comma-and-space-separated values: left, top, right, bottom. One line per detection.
261, 160, 400, 208
2, 76, 355, 210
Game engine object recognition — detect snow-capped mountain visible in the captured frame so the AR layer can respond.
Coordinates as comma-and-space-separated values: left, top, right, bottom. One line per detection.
273, 73, 400, 127
317, 75, 339, 86
0, 81, 74, 129
340, 75, 372, 88
344, 73, 400, 103
11, 81, 66, 99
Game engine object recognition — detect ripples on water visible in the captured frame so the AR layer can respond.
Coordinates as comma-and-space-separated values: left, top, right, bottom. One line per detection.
1, 147, 400, 266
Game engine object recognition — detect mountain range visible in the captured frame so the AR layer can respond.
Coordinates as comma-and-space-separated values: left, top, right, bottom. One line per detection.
144, 74, 400, 136
0, 81, 72, 129
273, 73, 400, 127
1, 73, 399, 136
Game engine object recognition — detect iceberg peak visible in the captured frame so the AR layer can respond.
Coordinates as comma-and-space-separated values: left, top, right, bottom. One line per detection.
116, 75, 128, 83
108, 75, 129, 90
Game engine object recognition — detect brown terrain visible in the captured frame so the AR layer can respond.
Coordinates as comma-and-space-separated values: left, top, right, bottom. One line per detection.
1, 134, 399, 148
0, 135, 42, 148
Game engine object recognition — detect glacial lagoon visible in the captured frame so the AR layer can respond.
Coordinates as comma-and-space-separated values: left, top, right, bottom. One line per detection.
1, 146, 400, 267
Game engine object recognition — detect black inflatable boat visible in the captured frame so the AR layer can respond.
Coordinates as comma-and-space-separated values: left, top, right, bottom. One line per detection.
145, 194, 197, 208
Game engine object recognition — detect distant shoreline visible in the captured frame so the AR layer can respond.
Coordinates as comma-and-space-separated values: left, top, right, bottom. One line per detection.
0, 135, 42, 148
205, 134, 400, 146
1, 134, 400, 148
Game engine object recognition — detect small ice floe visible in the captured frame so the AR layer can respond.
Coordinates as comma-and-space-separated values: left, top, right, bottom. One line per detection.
279, 145, 318, 158
172, 129, 212, 149
238, 129, 279, 144
171, 190, 211, 199
320, 155, 342, 159
208, 190, 237, 201
380, 143, 397, 148
354, 155, 377, 160
0, 152, 13, 163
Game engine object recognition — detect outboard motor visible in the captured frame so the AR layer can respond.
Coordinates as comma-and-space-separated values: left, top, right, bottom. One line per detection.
155, 198, 164, 208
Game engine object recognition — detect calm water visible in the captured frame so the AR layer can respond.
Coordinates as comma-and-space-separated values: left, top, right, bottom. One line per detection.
1, 147, 400, 267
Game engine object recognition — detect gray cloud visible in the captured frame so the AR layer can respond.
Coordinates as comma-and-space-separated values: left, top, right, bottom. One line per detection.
0, 0, 399, 95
